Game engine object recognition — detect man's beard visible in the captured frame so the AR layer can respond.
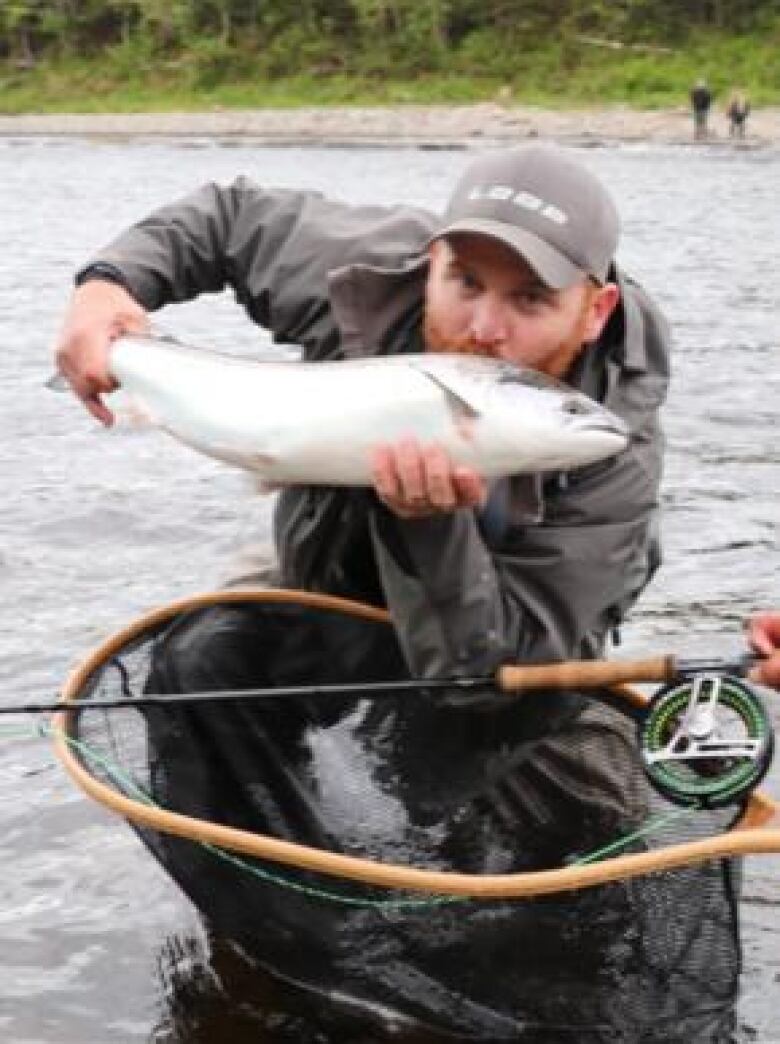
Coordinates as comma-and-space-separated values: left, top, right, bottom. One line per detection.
422, 295, 595, 379
422, 310, 486, 356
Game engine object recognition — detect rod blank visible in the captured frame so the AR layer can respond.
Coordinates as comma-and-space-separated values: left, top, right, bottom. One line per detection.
0, 652, 758, 717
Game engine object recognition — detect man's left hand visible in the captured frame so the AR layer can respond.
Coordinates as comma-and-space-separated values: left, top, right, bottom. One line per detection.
370, 438, 486, 518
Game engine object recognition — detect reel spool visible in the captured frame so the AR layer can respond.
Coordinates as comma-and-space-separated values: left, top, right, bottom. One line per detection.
639, 674, 774, 808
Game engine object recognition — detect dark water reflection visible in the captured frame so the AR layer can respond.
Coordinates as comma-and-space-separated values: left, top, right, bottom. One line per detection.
0, 137, 778, 1041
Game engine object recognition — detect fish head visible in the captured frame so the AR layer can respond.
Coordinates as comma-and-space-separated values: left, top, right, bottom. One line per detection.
476, 362, 630, 473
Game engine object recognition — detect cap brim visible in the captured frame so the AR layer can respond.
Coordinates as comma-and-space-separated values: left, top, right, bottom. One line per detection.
430, 218, 584, 290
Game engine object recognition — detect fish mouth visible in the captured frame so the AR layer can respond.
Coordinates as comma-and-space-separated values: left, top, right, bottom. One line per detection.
572, 416, 629, 441
588, 420, 629, 438
559, 395, 629, 441
574, 419, 630, 458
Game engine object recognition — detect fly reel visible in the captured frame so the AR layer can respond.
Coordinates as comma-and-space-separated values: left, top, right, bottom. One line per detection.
639, 674, 774, 808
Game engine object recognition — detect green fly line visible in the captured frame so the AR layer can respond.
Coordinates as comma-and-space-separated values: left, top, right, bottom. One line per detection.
3, 721, 696, 910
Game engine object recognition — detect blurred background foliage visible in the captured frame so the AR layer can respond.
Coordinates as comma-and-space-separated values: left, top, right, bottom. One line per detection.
1, 0, 779, 110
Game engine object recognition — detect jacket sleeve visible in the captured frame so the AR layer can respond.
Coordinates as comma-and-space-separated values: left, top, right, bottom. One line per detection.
91, 177, 433, 355
93, 179, 330, 335
368, 431, 663, 680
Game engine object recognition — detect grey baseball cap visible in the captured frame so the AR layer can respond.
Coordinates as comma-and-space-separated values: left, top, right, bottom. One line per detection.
432, 145, 620, 288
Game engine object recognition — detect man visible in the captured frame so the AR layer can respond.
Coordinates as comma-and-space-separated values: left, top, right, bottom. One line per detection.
57, 145, 665, 678
726, 90, 750, 139
55, 146, 739, 1040
690, 78, 713, 140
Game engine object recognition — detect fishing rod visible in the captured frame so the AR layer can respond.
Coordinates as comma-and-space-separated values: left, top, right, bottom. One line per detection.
0, 650, 759, 716
25, 586, 780, 894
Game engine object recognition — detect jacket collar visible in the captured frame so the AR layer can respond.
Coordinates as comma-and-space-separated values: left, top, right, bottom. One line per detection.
327, 254, 429, 357
602, 265, 649, 372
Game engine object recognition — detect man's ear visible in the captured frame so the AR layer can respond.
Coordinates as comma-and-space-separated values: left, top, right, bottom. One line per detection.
583, 282, 620, 343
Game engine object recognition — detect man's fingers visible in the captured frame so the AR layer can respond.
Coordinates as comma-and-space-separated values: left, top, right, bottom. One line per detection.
58, 356, 116, 427
394, 438, 427, 505
370, 442, 438, 517
371, 442, 487, 518
84, 393, 115, 427
748, 630, 775, 658
422, 445, 457, 511
749, 655, 780, 690
744, 614, 780, 691
370, 444, 402, 503
71, 380, 115, 427
746, 614, 780, 656
453, 467, 487, 508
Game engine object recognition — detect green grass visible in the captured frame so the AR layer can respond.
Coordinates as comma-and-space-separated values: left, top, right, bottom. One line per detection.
1, 28, 778, 114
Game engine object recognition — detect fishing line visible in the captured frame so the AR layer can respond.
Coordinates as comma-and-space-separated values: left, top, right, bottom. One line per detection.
1, 720, 702, 909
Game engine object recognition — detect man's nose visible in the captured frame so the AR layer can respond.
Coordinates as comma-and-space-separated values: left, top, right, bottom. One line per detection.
468, 299, 509, 348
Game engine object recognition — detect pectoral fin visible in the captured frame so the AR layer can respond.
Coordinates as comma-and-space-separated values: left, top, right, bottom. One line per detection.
413, 360, 482, 441
414, 361, 482, 417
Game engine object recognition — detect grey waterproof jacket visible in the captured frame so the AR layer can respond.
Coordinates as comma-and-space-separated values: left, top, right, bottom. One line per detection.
87, 180, 747, 1044
92, 176, 670, 677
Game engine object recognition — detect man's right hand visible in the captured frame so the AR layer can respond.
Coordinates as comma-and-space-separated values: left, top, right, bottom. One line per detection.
54, 279, 149, 426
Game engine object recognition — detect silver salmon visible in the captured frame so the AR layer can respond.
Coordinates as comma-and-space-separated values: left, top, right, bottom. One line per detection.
106, 335, 629, 486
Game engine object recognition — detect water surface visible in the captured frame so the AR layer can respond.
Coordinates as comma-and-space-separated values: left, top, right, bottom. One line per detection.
0, 136, 778, 1041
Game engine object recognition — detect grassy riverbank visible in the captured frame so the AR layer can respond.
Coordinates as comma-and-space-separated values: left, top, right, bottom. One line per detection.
2, 29, 779, 114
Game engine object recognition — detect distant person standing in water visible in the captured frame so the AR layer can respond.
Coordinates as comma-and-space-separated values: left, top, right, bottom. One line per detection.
690, 78, 713, 140
727, 90, 750, 138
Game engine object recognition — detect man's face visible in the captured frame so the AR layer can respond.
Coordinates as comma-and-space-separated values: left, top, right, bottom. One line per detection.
423, 235, 618, 380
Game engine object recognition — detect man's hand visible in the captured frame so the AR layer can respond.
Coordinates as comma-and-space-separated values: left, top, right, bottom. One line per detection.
746, 612, 780, 690
54, 280, 149, 426
370, 438, 486, 518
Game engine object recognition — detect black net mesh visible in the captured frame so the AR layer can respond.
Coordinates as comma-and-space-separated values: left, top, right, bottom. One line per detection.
64, 596, 743, 1042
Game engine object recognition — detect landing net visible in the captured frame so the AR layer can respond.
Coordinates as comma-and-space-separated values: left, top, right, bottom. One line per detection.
54, 589, 746, 1039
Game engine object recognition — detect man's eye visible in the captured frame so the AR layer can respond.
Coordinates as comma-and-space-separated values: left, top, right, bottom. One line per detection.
459, 272, 480, 291
516, 291, 548, 308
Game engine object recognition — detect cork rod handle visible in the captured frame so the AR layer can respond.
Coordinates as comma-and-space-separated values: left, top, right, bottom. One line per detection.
496, 656, 677, 693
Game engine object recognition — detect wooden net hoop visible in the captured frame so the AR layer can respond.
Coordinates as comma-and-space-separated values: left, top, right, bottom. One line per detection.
53, 588, 780, 899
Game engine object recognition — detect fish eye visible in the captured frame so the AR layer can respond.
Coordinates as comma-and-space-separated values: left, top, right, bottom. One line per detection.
562, 397, 594, 415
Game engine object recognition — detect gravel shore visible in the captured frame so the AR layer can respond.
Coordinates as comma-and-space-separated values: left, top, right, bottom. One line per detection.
1, 103, 778, 147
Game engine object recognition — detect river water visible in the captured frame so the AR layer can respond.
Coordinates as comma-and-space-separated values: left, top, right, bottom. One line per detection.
0, 136, 778, 1042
